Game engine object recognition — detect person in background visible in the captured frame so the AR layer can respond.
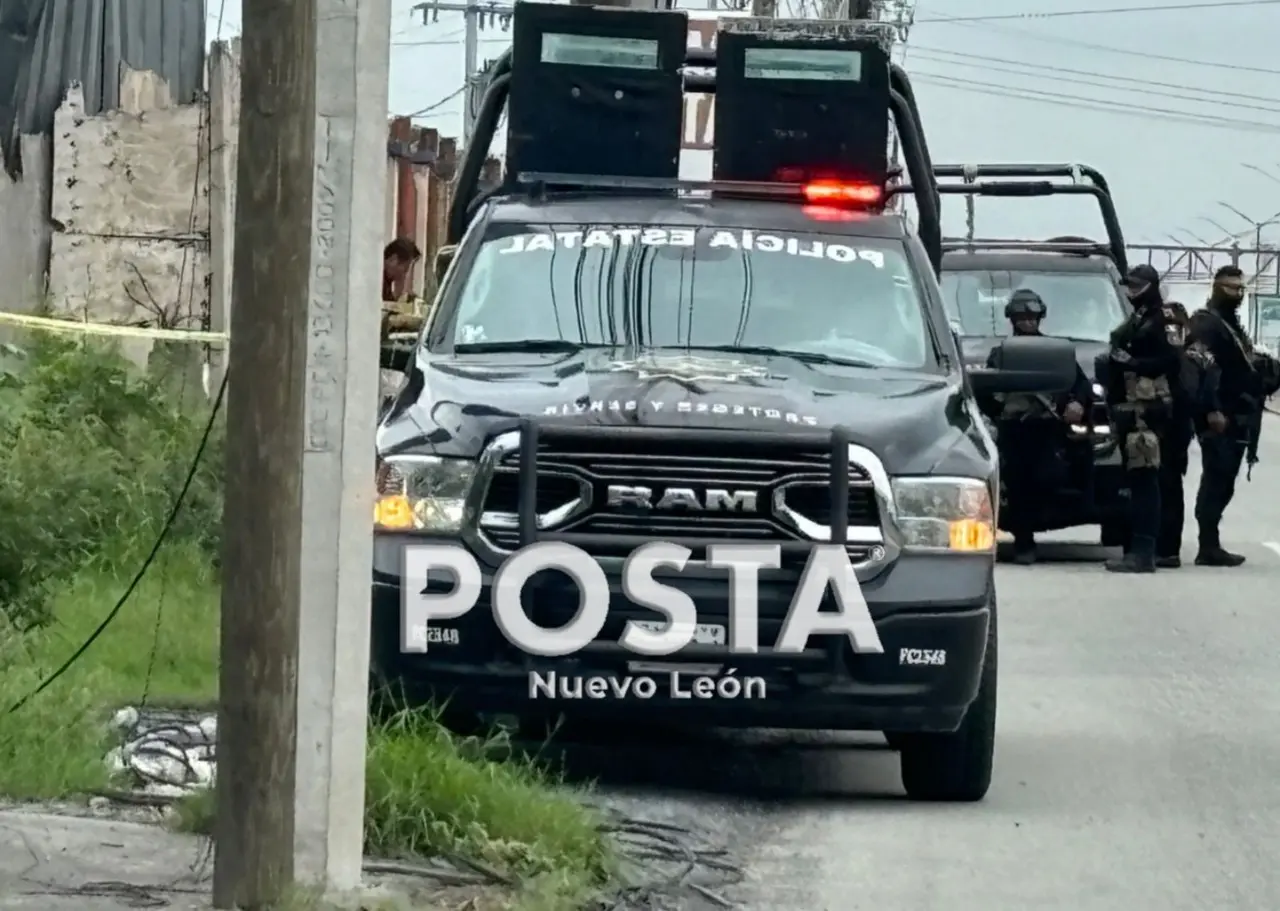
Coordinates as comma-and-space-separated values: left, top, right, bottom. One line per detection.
1103, 265, 1180, 574
383, 237, 422, 301
1186, 265, 1280, 566
977, 288, 1092, 565
383, 238, 424, 336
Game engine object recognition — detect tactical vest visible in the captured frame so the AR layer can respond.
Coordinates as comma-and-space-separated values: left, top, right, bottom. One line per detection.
1162, 304, 1186, 346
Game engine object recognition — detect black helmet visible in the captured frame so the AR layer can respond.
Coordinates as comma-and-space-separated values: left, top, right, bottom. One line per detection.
1005, 288, 1047, 321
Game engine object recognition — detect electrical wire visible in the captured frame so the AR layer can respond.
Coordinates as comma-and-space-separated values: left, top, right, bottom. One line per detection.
405, 85, 467, 118
911, 71, 1280, 134
394, 35, 510, 46
934, 18, 1280, 77
915, 56, 1280, 116
4, 370, 229, 716
916, 0, 1280, 23
909, 44, 1280, 109
137, 10, 225, 706
13, 3, 226, 716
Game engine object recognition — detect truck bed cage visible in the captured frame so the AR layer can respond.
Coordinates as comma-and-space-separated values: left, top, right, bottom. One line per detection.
932, 163, 1113, 198
448, 18, 945, 274
940, 238, 1114, 259
924, 166, 1128, 273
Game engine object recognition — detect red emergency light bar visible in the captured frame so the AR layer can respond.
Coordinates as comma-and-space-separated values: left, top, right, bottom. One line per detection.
802, 180, 883, 206
511, 172, 891, 215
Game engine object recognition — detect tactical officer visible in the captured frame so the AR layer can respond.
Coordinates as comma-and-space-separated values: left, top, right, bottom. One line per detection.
1103, 265, 1181, 574
979, 288, 1092, 565
1152, 302, 1200, 567
1186, 266, 1280, 566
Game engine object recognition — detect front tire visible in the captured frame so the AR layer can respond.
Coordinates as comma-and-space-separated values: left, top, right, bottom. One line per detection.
896, 596, 997, 802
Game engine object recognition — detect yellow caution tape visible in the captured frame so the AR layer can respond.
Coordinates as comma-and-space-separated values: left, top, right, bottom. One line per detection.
0, 311, 229, 342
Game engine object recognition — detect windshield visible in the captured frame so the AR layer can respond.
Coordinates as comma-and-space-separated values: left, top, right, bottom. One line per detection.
437, 223, 933, 369
939, 269, 1127, 343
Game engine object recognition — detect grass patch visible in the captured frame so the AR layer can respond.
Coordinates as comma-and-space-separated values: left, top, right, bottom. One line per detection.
0, 541, 220, 797
0, 333, 612, 908
170, 706, 613, 897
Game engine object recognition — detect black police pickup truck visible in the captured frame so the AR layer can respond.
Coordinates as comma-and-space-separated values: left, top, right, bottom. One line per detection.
933, 165, 1134, 546
372, 6, 1078, 801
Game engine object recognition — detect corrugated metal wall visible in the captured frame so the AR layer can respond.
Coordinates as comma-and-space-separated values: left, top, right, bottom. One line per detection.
0, 0, 204, 175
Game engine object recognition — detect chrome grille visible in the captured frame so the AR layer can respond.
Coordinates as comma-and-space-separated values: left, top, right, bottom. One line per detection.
478, 436, 880, 558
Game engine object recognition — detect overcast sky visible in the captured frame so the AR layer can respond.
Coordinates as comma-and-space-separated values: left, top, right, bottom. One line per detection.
206, 0, 1280, 249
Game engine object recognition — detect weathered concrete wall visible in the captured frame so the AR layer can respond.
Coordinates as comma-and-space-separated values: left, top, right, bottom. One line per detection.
0, 135, 53, 313
47, 67, 209, 336
1, 39, 481, 381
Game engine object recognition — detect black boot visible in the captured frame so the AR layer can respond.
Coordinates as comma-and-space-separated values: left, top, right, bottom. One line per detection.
1196, 525, 1246, 566
1195, 547, 1246, 567
1107, 535, 1156, 573
1012, 536, 1036, 565
1155, 555, 1182, 568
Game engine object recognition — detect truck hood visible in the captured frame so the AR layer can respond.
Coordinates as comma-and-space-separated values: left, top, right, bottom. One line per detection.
960, 335, 1106, 380
378, 346, 990, 476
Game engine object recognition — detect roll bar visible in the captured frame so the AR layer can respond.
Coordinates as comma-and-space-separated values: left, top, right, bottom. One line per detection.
926, 170, 1128, 274
448, 40, 946, 275
941, 238, 1114, 259
932, 163, 1113, 199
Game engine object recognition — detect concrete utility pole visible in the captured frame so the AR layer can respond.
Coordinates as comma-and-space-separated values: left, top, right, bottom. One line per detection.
213, 0, 390, 906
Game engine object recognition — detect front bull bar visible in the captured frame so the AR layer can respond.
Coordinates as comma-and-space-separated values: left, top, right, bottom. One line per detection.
509, 419, 858, 683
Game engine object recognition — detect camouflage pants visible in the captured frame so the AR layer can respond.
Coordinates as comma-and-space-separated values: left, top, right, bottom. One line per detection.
1123, 418, 1162, 470
1114, 388, 1168, 471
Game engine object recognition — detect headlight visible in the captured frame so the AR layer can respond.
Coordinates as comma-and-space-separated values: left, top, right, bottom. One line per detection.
1092, 382, 1104, 397
891, 477, 995, 553
374, 455, 475, 533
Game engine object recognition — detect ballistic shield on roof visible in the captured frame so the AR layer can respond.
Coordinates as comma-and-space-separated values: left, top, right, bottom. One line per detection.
449, 4, 943, 272
506, 2, 687, 180
712, 18, 891, 187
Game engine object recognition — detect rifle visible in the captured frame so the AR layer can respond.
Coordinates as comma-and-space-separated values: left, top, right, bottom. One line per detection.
1243, 352, 1280, 480
1244, 396, 1262, 480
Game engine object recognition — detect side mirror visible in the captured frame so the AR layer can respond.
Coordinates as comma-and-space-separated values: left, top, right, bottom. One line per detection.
380, 345, 411, 372
434, 244, 457, 284
967, 336, 1079, 396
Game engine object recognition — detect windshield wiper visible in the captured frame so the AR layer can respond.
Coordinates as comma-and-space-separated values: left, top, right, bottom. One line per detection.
453, 340, 604, 354
682, 345, 878, 369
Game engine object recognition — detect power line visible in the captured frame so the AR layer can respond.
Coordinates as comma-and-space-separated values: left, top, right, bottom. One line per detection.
910, 45, 1280, 106
393, 36, 509, 46
916, 0, 1280, 23
911, 71, 1280, 134
5, 371, 229, 715
405, 84, 466, 118
908, 49, 1280, 114
933, 19, 1280, 76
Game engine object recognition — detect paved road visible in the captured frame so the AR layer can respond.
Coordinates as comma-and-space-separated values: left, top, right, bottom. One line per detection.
6, 425, 1277, 910
569, 417, 1280, 910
